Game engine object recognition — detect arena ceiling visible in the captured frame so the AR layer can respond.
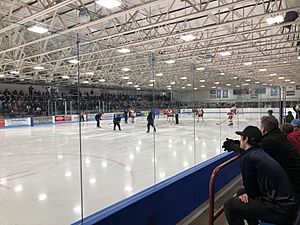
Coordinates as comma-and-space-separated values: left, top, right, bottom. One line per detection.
0, 0, 299, 91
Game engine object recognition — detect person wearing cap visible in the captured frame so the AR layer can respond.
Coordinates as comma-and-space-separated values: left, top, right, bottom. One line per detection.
286, 111, 295, 123
223, 116, 300, 225
288, 119, 300, 154
224, 126, 298, 225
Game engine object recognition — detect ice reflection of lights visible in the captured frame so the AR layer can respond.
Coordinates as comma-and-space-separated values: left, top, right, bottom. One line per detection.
183, 140, 187, 145
172, 151, 177, 157
129, 153, 134, 160
152, 158, 157, 163
38, 193, 47, 201
57, 154, 63, 159
188, 146, 193, 151
14, 185, 23, 192
125, 166, 131, 171
169, 139, 172, 143
89, 178, 97, 184
159, 172, 166, 178
168, 144, 172, 148
138, 140, 142, 145
202, 142, 206, 146
102, 161, 108, 168
65, 171, 72, 177
136, 146, 140, 152
73, 206, 81, 214
0, 178, 7, 185
85, 158, 91, 164
183, 161, 189, 167
201, 154, 207, 159
124, 185, 133, 192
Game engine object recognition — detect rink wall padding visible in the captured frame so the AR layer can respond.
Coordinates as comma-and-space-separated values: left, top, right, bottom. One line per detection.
71, 152, 240, 225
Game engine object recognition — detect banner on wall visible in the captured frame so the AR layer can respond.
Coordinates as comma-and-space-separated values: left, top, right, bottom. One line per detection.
270, 87, 278, 96
209, 90, 216, 99
34, 116, 53, 125
217, 89, 222, 98
286, 91, 295, 96
5, 118, 31, 127
296, 85, 300, 90
0, 119, 4, 127
286, 86, 295, 91
222, 89, 228, 98
250, 88, 258, 98
55, 115, 72, 123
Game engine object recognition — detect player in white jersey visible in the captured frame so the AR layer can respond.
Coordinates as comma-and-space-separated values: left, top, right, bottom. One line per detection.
227, 106, 236, 126
166, 109, 174, 122
196, 108, 204, 122
129, 109, 136, 123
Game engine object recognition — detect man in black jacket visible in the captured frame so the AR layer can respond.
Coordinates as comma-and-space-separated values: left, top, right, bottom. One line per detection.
224, 126, 298, 225
146, 111, 156, 133
223, 116, 300, 224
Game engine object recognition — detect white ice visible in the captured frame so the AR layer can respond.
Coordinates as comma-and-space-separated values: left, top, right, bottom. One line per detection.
0, 114, 262, 225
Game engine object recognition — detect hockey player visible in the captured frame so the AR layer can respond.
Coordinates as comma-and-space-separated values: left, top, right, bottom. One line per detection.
196, 108, 204, 122
129, 109, 136, 123
146, 111, 156, 133
113, 114, 122, 131
227, 106, 236, 126
95, 112, 102, 128
166, 109, 174, 122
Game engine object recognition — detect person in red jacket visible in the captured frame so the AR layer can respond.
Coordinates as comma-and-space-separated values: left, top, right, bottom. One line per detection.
289, 119, 300, 154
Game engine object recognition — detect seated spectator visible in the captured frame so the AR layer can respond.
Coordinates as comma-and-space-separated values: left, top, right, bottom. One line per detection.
288, 120, 300, 154
281, 123, 294, 136
286, 111, 295, 123
224, 126, 298, 225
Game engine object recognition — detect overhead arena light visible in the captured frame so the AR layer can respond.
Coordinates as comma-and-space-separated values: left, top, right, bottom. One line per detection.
10, 70, 20, 75
233, 76, 238, 79
134, 85, 139, 88
266, 15, 284, 25
244, 62, 252, 66
180, 34, 196, 42
86, 72, 94, 75
278, 76, 285, 79
200, 85, 205, 88
285, 79, 290, 82
68, 59, 80, 64
186, 84, 192, 86
99, 79, 105, 82
180, 76, 187, 80
211, 86, 216, 89
236, 85, 240, 87
167, 87, 172, 90
62, 75, 70, 79
95, 0, 121, 9
196, 67, 205, 71
245, 79, 251, 82
220, 72, 225, 76
226, 84, 231, 86
149, 84, 154, 87
298, 56, 300, 60
122, 67, 130, 72
219, 51, 231, 56
149, 79, 155, 83
254, 81, 260, 84
127, 81, 133, 84
136, 88, 141, 91
82, 80, 89, 84
290, 81, 295, 84
200, 80, 205, 83
181, 87, 186, 89
27, 25, 48, 34
194, 87, 198, 90
33, 66, 44, 70
170, 81, 176, 85
166, 85, 171, 88
122, 76, 129, 79
270, 73, 277, 76
262, 83, 267, 86
117, 48, 130, 54
0, 74, 4, 78
214, 81, 219, 84
156, 73, 163, 76
165, 60, 176, 64
259, 68, 267, 72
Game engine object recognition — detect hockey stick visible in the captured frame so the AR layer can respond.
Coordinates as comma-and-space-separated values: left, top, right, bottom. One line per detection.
216, 118, 228, 125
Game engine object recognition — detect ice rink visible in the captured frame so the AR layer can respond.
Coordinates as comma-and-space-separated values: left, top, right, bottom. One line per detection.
0, 114, 262, 225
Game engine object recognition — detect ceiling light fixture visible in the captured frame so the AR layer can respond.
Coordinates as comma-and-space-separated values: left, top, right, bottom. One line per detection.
27, 25, 48, 34
194, 87, 198, 90
181, 87, 186, 89
134, 85, 139, 88
270, 73, 277, 76
136, 88, 141, 91
170, 81, 175, 85
180, 76, 187, 80
127, 81, 133, 84
0, 74, 4, 78
244, 62, 252, 66
62, 75, 70, 79
33, 66, 44, 70
200, 85, 205, 88
196, 67, 205, 71
117, 48, 130, 54
180, 34, 196, 42
259, 68, 267, 72
122, 76, 129, 79
165, 60, 176, 64
95, 0, 121, 9
86, 72, 94, 75
149, 79, 155, 83
82, 81, 89, 84
68, 59, 80, 64
219, 51, 231, 56
186, 84, 192, 86
200, 80, 205, 83
99, 79, 105, 82
149, 84, 154, 87
156, 73, 163, 76
245, 79, 251, 82
122, 67, 130, 72
266, 15, 284, 25
254, 81, 260, 84
10, 71, 20, 75
278, 76, 285, 79
226, 84, 231, 86
285, 79, 290, 82
290, 81, 295, 84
